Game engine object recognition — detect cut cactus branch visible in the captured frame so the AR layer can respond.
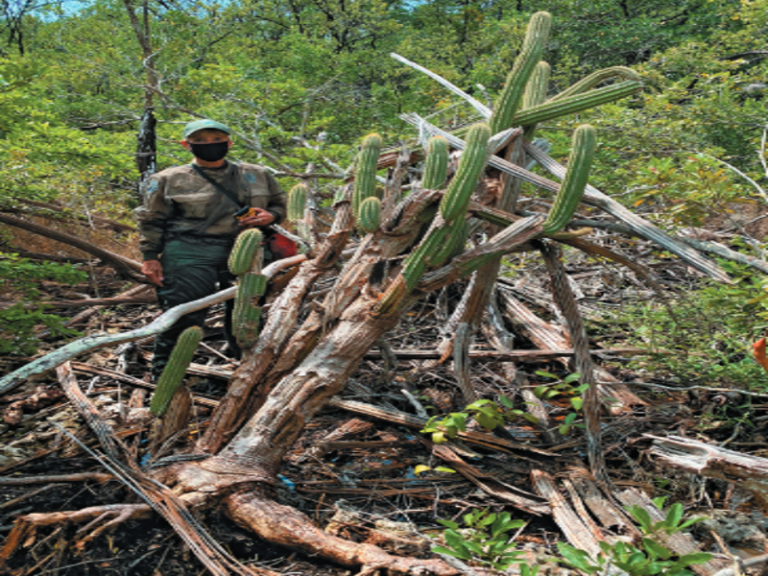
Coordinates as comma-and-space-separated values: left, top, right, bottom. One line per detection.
358, 196, 382, 234
229, 229, 264, 276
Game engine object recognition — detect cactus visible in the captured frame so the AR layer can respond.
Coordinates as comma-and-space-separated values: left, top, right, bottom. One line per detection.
521, 61, 551, 139
374, 275, 407, 316
374, 185, 385, 200
358, 196, 382, 234
228, 229, 263, 275
233, 273, 267, 348
440, 123, 491, 222
150, 326, 202, 416
542, 124, 596, 235
432, 220, 469, 264
522, 61, 551, 111
422, 136, 449, 189
401, 227, 448, 291
489, 11, 552, 134
352, 133, 383, 218
288, 183, 308, 222
512, 80, 642, 127
551, 66, 640, 102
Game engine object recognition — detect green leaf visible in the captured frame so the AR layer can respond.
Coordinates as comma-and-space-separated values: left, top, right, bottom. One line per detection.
570, 397, 583, 410
535, 370, 558, 380
642, 538, 672, 559
499, 395, 514, 408
665, 503, 684, 531
434, 466, 456, 474
436, 519, 460, 530
563, 372, 581, 384
431, 546, 472, 560
628, 505, 654, 532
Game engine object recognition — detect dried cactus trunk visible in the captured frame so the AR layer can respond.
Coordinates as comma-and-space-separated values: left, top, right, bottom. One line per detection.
489, 11, 552, 134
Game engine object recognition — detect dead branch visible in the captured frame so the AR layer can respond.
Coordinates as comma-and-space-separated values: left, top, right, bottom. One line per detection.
0, 255, 306, 396
0, 212, 145, 282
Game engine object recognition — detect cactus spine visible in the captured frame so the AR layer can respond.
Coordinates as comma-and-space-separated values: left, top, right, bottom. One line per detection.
150, 326, 202, 416
287, 183, 308, 222
228, 229, 263, 275
358, 196, 382, 234
542, 124, 596, 235
352, 133, 383, 218
551, 66, 640, 102
439, 123, 491, 223
489, 11, 552, 134
233, 273, 267, 348
512, 80, 642, 127
422, 136, 449, 189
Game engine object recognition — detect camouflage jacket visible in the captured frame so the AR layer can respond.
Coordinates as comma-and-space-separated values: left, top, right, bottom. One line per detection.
135, 161, 287, 260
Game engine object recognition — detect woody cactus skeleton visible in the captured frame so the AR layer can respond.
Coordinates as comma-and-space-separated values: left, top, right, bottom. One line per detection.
0, 10, 735, 576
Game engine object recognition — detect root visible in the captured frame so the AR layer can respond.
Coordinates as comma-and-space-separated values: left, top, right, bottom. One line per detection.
225, 491, 460, 576
0, 504, 152, 571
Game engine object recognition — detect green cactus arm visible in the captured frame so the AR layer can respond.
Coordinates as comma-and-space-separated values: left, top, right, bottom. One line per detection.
229, 229, 264, 276
352, 133, 383, 217
521, 61, 551, 139
150, 326, 202, 416
401, 227, 449, 291
439, 123, 491, 222
489, 11, 552, 134
422, 136, 449, 189
542, 124, 597, 235
287, 184, 309, 222
358, 196, 382, 234
550, 66, 641, 102
511, 80, 642, 127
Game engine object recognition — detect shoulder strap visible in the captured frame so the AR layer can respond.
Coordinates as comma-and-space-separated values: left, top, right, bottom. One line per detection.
190, 163, 243, 208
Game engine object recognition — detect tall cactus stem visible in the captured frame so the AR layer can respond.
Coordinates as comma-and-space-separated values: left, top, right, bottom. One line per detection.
439, 123, 491, 223
542, 125, 597, 235
489, 11, 552, 134
352, 133, 383, 218
422, 136, 450, 189
233, 273, 267, 348
150, 326, 202, 416
228, 229, 263, 276
287, 184, 308, 222
401, 227, 449, 291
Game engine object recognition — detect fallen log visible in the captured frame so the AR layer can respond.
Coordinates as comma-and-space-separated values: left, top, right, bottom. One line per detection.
646, 434, 768, 506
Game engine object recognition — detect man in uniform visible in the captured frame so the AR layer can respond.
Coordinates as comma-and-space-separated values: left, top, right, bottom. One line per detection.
135, 119, 287, 379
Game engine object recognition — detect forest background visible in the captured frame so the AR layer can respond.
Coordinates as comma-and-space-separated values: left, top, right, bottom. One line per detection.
0, 0, 767, 389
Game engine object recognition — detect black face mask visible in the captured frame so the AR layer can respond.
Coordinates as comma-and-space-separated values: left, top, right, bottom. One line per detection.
189, 141, 229, 162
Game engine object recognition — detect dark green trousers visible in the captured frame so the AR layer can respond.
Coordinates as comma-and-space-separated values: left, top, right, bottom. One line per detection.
152, 239, 240, 380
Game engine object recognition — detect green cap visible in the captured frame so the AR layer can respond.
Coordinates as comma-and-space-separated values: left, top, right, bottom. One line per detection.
183, 119, 231, 139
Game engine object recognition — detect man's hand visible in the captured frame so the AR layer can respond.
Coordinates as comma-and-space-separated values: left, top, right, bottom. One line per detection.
142, 259, 164, 286
238, 208, 275, 229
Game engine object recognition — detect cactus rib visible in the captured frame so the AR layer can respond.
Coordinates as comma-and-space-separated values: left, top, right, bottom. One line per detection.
422, 136, 449, 189
512, 80, 642, 127
229, 229, 263, 275
150, 326, 202, 416
352, 133, 383, 218
439, 123, 491, 223
542, 125, 597, 235
489, 11, 552, 134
